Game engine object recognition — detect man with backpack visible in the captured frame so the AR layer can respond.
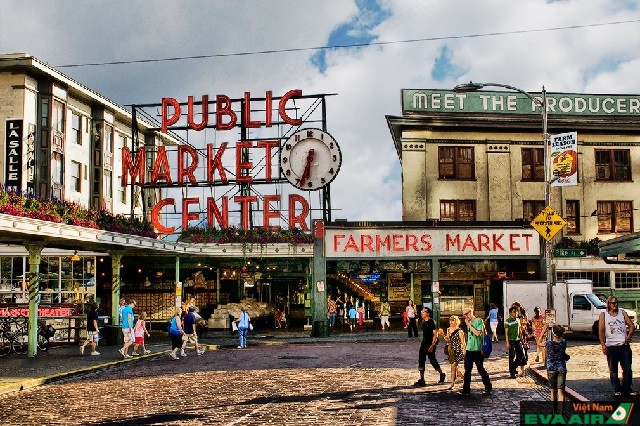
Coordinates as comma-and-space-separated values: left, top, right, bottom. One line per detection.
459, 307, 492, 396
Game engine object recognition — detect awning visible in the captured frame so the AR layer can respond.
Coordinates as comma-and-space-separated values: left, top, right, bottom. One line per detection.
599, 232, 640, 264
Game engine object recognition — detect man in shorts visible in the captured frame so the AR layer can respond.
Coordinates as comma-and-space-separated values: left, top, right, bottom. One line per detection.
119, 299, 136, 358
181, 306, 205, 356
80, 302, 100, 356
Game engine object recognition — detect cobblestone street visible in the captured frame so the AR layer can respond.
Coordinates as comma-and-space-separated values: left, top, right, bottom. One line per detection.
0, 341, 551, 425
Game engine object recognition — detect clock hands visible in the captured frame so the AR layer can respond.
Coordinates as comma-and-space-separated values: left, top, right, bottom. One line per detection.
299, 149, 315, 187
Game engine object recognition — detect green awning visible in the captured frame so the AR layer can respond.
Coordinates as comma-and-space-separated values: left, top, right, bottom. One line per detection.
599, 232, 640, 264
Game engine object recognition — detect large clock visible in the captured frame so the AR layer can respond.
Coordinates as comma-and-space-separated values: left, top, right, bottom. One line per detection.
280, 128, 342, 191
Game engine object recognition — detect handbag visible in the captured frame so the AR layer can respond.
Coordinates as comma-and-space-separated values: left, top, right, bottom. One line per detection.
249, 322, 254, 331
480, 322, 493, 358
231, 321, 238, 332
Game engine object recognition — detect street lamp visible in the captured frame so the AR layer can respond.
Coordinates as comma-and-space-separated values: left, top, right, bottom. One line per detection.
453, 82, 552, 307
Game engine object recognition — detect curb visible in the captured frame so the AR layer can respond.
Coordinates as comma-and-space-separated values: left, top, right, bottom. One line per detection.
528, 365, 589, 402
0, 343, 222, 396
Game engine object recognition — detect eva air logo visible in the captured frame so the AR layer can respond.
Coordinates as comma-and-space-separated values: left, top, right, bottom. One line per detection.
522, 402, 635, 425
606, 403, 634, 424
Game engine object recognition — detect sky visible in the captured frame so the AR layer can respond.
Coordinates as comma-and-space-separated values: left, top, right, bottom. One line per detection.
1, 0, 639, 228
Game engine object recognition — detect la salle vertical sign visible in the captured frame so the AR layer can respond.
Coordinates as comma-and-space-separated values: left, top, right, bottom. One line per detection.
5, 119, 23, 192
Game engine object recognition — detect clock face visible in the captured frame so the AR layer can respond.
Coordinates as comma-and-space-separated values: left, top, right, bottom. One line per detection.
280, 128, 342, 191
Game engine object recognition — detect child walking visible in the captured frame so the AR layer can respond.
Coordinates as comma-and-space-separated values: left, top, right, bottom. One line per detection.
540, 324, 569, 415
132, 311, 151, 355
348, 305, 357, 332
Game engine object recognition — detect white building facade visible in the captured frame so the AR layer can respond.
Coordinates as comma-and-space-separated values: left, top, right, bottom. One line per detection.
387, 88, 640, 310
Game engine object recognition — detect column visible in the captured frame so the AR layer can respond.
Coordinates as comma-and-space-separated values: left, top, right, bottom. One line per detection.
109, 250, 124, 325
25, 242, 44, 358
311, 225, 328, 337
431, 259, 440, 327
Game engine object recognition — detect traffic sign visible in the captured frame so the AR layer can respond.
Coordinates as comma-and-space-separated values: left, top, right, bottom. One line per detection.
530, 206, 566, 242
553, 248, 587, 257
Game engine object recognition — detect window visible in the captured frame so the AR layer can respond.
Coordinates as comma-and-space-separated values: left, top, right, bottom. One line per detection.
440, 200, 476, 221
40, 98, 49, 128
71, 112, 82, 145
565, 200, 580, 234
556, 271, 610, 288
597, 201, 632, 233
51, 153, 63, 185
521, 148, 544, 181
70, 161, 81, 192
595, 149, 631, 181
52, 100, 65, 133
438, 147, 474, 179
104, 124, 114, 154
523, 200, 545, 221
118, 179, 127, 204
572, 295, 590, 310
615, 272, 640, 289
116, 132, 127, 150
104, 170, 113, 199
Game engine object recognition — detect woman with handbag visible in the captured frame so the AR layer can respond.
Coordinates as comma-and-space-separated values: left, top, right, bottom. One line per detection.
234, 308, 251, 349
443, 315, 466, 389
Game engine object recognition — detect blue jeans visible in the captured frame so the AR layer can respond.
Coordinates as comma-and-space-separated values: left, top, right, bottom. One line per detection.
329, 313, 336, 328
462, 350, 492, 394
607, 344, 633, 393
238, 326, 248, 348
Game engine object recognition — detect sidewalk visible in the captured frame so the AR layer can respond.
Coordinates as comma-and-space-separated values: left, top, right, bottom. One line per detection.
528, 339, 640, 401
1, 328, 637, 401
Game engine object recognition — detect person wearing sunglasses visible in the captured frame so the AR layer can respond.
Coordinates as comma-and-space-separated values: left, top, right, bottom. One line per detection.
598, 296, 637, 397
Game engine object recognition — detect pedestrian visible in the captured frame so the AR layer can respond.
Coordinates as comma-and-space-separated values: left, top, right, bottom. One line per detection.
357, 303, 365, 327
459, 307, 492, 396
168, 308, 185, 360
181, 306, 205, 356
275, 308, 285, 329
406, 300, 418, 337
520, 315, 531, 369
531, 306, 546, 364
380, 299, 391, 331
328, 297, 337, 329
118, 299, 136, 359
505, 306, 525, 377
485, 303, 499, 342
348, 304, 357, 332
540, 323, 569, 414
336, 296, 344, 328
512, 300, 528, 322
414, 307, 446, 387
80, 302, 100, 356
132, 311, 151, 356
443, 315, 465, 389
117, 297, 126, 324
234, 308, 251, 349
598, 296, 637, 397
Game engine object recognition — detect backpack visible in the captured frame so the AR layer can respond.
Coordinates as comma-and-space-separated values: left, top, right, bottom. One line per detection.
480, 321, 492, 358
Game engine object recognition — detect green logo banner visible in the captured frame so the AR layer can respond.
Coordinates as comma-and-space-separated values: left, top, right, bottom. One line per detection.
402, 89, 640, 116
520, 402, 637, 425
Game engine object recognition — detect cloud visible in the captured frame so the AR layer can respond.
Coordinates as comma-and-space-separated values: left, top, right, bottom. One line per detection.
1, 0, 638, 227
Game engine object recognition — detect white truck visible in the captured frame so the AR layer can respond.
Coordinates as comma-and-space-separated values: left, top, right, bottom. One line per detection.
502, 279, 638, 333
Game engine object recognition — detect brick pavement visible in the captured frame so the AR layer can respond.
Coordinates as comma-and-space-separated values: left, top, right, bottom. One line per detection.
0, 340, 550, 426
0, 330, 638, 425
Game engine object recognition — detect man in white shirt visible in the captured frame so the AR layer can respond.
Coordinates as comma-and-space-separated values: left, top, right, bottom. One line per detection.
598, 296, 636, 397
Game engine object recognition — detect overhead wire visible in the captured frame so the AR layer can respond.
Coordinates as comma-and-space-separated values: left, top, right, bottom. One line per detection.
52, 20, 639, 68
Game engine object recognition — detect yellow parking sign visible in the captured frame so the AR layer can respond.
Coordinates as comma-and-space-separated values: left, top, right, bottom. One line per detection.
531, 206, 566, 241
